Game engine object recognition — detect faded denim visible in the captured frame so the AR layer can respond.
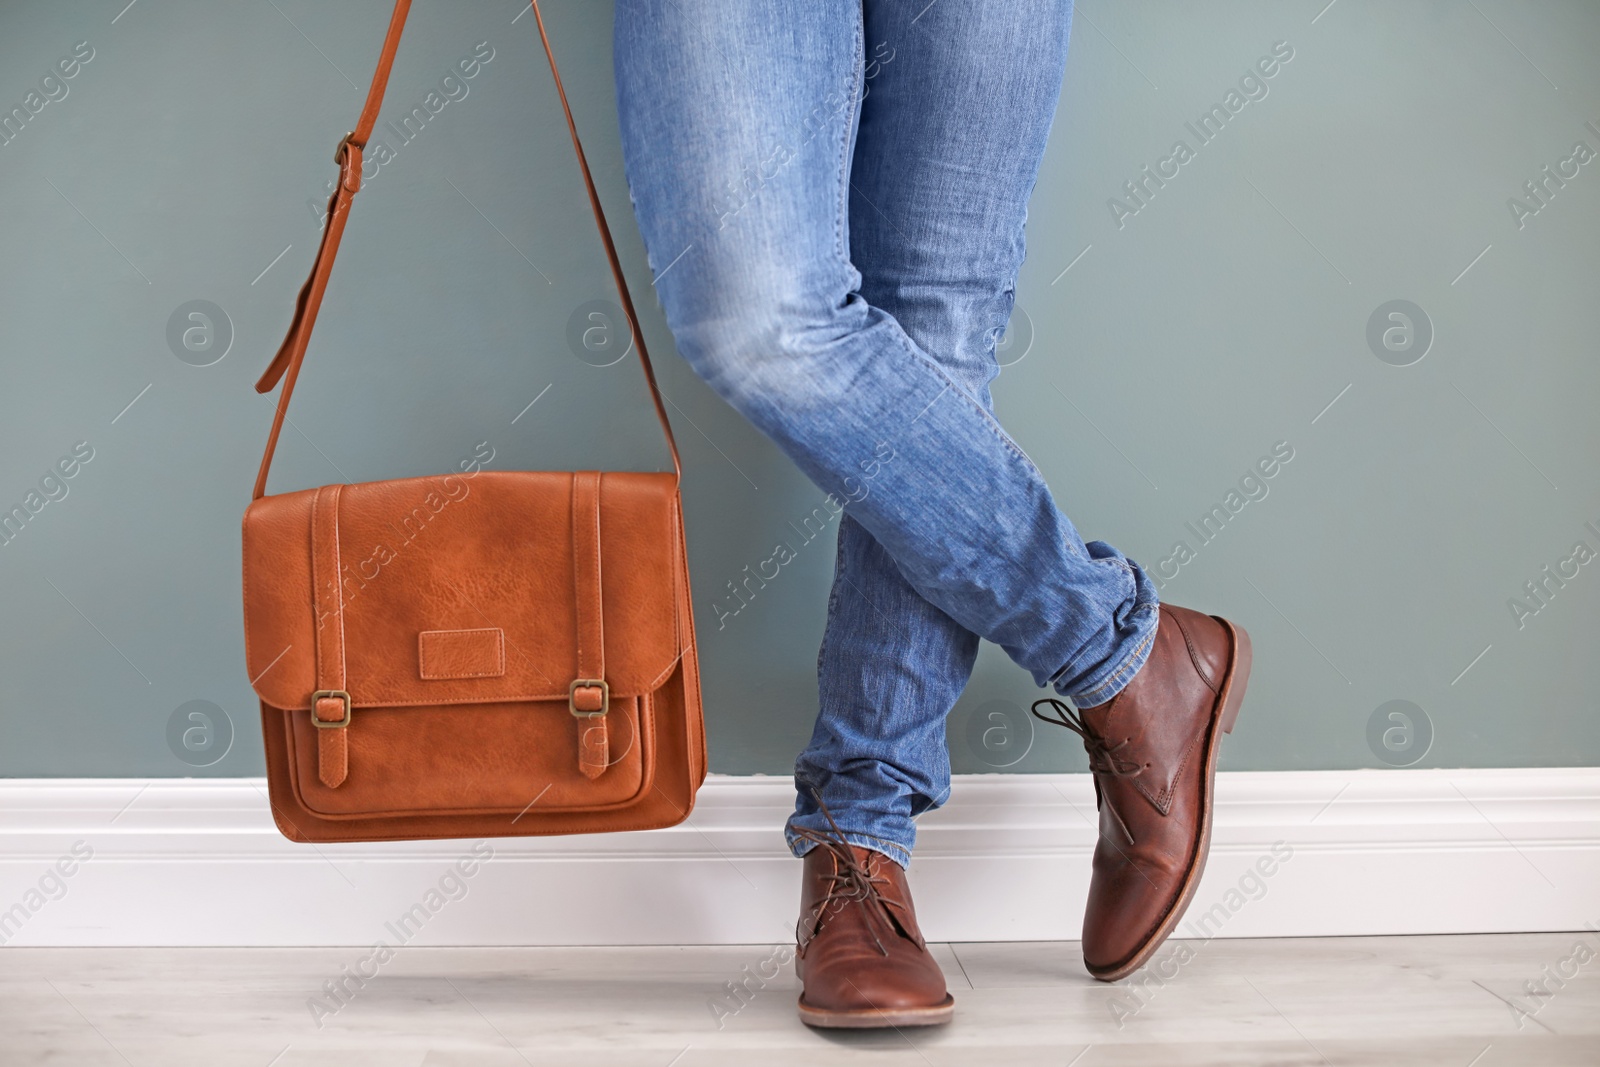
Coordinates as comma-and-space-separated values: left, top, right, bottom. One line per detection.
614, 0, 1159, 867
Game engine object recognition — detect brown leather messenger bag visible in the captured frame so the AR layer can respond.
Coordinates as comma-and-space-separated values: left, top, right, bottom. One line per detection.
242, 0, 705, 843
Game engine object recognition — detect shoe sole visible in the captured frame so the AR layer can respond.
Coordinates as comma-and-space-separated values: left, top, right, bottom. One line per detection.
797, 993, 955, 1029
1086, 615, 1253, 983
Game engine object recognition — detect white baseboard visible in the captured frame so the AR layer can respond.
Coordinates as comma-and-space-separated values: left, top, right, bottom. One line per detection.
0, 769, 1595, 946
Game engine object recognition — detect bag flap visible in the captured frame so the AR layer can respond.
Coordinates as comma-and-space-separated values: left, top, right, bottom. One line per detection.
242, 470, 687, 710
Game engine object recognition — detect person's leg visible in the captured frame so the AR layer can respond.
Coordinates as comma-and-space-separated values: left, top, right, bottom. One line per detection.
788, 0, 1123, 865
615, 0, 1252, 1003
613, 0, 1159, 865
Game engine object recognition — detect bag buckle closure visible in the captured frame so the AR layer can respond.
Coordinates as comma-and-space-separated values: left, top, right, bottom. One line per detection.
310, 689, 353, 728
569, 678, 608, 718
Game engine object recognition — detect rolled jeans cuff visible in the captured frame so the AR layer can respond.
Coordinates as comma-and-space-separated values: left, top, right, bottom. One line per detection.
1061, 600, 1160, 708
785, 824, 913, 870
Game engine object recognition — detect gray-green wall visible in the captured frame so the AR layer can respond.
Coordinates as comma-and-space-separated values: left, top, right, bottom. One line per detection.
1, 0, 1596, 778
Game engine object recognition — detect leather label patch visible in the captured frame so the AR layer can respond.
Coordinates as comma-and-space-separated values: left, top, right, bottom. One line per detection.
418, 628, 506, 680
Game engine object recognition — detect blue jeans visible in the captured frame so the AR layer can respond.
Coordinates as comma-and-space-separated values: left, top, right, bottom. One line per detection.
614, 0, 1159, 868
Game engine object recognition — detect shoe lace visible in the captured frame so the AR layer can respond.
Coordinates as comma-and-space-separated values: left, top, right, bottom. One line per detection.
791, 791, 903, 957
1031, 698, 1144, 779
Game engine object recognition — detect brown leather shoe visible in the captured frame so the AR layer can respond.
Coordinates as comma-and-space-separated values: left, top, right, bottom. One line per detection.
1034, 602, 1251, 982
792, 833, 954, 1028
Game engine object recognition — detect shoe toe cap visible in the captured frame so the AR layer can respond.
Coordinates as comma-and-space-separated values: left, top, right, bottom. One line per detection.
1082, 863, 1179, 972
802, 951, 948, 1013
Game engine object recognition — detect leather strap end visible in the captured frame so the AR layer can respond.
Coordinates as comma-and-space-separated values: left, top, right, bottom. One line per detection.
255, 340, 293, 394
317, 730, 348, 788
314, 697, 349, 789
256, 278, 314, 393
577, 715, 608, 780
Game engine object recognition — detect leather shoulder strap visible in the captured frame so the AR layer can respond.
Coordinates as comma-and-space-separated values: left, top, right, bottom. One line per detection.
252, 0, 682, 500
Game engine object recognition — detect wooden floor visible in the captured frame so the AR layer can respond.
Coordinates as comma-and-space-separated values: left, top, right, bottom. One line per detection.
4, 935, 1597, 1065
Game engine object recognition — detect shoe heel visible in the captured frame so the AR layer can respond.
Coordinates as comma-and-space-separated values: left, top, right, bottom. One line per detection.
1216, 618, 1252, 735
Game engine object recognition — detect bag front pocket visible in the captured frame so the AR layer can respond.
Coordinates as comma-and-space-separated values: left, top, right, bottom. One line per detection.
282, 690, 654, 819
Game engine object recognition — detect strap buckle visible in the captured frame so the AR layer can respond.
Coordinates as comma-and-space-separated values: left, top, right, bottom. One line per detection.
333, 131, 364, 193
569, 678, 609, 718
310, 689, 353, 728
